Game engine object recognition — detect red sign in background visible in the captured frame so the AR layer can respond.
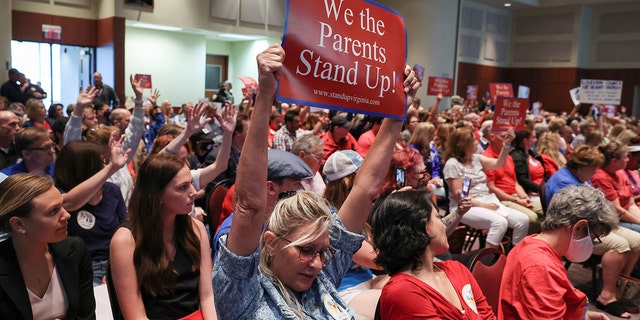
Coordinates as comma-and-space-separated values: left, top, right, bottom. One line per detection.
278, 0, 407, 119
492, 96, 529, 132
134, 74, 153, 89
426, 77, 453, 96
489, 83, 514, 99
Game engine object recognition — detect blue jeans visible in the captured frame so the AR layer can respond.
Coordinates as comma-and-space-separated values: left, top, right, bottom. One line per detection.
92, 259, 109, 286
619, 222, 640, 233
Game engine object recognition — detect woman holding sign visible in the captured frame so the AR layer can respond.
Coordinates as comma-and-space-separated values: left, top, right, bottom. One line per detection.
443, 127, 529, 249
212, 44, 420, 319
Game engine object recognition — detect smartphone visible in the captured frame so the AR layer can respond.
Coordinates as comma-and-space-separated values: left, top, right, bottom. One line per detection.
396, 168, 406, 190
461, 177, 471, 198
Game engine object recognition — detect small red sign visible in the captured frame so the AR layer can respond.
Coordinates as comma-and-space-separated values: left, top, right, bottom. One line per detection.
426, 77, 453, 97
489, 83, 514, 99
278, 0, 407, 119
492, 97, 529, 132
134, 74, 152, 89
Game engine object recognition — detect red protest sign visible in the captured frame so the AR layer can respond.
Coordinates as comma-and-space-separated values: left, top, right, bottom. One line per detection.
426, 77, 453, 96
466, 85, 478, 101
489, 83, 513, 99
492, 97, 529, 132
278, 0, 407, 120
238, 76, 258, 95
134, 74, 152, 89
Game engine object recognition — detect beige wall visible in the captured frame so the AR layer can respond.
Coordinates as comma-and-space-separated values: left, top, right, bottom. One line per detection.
0, 0, 12, 83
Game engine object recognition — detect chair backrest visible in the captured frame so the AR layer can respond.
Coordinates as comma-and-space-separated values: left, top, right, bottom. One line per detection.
540, 179, 548, 215
206, 184, 230, 232
374, 297, 382, 320
468, 248, 507, 316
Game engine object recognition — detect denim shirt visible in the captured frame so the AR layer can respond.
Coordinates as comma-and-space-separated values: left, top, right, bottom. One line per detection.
212, 214, 365, 319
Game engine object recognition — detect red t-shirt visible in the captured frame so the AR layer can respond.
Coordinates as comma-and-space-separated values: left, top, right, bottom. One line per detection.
499, 235, 587, 319
528, 157, 545, 185
321, 130, 365, 162
482, 146, 517, 194
591, 168, 632, 209
380, 261, 496, 320
539, 153, 559, 178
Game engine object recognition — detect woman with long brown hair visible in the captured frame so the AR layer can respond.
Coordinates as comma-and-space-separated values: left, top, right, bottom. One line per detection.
110, 153, 216, 319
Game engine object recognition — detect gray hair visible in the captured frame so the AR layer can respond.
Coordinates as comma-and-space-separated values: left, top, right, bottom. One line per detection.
542, 185, 618, 236
291, 134, 322, 155
533, 123, 549, 138
480, 120, 493, 137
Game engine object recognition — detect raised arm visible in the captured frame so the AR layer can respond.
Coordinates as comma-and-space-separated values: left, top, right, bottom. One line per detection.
121, 75, 146, 163
339, 65, 420, 233
227, 44, 283, 256
161, 101, 210, 157
427, 93, 442, 127
196, 103, 236, 189
62, 132, 131, 211
64, 86, 98, 145
479, 129, 515, 171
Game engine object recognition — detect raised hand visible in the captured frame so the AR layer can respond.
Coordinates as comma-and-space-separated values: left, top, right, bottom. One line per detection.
403, 65, 421, 108
149, 89, 160, 107
184, 102, 211, 135
503, 128, 515, 145
218, 102, 238, 134
108, 132, 132, 169
129, 74, 143, 100
256, 44, 285, 97
77, 86, 99, 106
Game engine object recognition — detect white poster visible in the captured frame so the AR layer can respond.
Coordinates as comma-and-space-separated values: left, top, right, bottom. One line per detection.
569, 87, 580, 106
579, 79, 623, 105
517, 85, 530, 99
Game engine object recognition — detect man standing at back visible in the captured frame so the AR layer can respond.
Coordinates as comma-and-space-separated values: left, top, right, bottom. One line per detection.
0, 69, 25, 104
93, 72, 120, 109
0, 110, 21, 169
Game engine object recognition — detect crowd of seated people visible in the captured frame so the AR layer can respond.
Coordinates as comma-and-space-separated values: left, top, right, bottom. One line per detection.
3, 43, 640, 320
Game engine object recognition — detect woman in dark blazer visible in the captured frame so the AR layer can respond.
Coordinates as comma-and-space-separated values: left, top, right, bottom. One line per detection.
0, 173, 95, 319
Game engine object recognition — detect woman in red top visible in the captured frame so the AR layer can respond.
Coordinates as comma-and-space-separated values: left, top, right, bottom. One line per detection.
371, 190, 495, 320
591, 141, 640, 232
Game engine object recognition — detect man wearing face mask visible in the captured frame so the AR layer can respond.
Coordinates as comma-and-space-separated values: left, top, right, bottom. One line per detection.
188, 129, 217, 169
499, 185, 618, 320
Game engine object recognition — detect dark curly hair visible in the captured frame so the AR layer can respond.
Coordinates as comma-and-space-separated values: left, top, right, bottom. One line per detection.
371, 190, 435, 275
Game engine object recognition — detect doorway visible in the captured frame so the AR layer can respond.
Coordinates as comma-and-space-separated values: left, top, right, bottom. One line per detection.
205, 55, 228, 100
11, 40, 94, 112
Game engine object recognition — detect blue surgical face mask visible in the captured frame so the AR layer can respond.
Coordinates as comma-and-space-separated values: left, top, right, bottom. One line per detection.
565, 227, 593, 263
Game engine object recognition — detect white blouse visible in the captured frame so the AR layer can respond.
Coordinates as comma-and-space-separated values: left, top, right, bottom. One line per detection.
27, 265, 68, 320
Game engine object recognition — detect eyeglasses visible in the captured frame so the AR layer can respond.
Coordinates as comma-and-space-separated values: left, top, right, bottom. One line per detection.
27, 143, 55, 151
277, 190, 297, 201
307, 152, 323, 161
592, 234, 602, 245
412, 170, 430, 180
281, 237, 336, 264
